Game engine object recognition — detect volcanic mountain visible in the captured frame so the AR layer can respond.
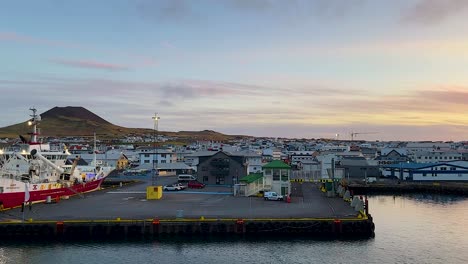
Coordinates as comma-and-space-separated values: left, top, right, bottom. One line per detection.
0, 106, 239, 142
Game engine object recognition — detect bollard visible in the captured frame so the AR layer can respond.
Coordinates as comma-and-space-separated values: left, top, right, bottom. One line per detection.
343, 190, 351, 201
354, 200, 364, 212
351, 196, 359, 207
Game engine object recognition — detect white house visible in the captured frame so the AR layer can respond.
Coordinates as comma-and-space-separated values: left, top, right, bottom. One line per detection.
262, 160, 291, 195
413, 151, 463, 163
138, 147, 176, 166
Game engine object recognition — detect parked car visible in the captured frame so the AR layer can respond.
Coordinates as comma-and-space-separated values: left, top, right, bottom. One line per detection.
175, 182, 187, 190
264, 191, 284, 201
163, 184, 184, 191
188, 181, 205, 189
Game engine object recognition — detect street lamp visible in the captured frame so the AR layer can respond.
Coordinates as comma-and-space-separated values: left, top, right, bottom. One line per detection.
361, 167, 368, 185
152, 113, 160, 186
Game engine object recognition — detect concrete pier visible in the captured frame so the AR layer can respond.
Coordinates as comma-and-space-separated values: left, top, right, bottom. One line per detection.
0, 178, 375, 240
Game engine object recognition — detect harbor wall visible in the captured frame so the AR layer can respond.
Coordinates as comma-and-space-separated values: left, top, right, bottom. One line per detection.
0, 217, 375, 240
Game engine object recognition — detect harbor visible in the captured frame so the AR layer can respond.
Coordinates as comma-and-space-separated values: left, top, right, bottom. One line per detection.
0, 176, 374, 240
348, 181, 468, 196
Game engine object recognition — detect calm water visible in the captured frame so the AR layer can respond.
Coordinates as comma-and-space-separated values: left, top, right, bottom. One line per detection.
1, 195, 467, 264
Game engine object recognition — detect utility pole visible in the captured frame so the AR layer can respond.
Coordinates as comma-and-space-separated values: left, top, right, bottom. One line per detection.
152, 113, 160, 186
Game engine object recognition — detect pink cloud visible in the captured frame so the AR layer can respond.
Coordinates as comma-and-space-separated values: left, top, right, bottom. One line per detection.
1, 31, 157, 68
50, 59, 129, 71
312, 87, 468, 113
402, 0, 468, 24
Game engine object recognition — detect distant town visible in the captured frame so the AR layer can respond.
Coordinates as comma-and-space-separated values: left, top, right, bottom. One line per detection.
1, 131, 467, 185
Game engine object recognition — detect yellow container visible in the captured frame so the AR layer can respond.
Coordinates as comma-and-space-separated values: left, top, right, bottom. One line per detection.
146, 186, 163, 200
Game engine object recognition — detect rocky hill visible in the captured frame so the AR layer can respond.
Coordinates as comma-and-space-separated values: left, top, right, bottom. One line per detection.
0, 106, 241, 142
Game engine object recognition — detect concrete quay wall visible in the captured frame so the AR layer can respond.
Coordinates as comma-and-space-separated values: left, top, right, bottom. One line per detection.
0, 217, 375, 240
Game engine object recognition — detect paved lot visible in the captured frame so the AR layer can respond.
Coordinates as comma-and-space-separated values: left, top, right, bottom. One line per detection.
1, 177, 358, 221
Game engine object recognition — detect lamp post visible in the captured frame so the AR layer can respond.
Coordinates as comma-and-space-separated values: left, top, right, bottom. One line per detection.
152, 113, 160, 186
361, 167, 368, 185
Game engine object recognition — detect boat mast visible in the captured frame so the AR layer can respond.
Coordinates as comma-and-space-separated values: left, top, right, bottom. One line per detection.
28, 107, 41, 144
93, 132, 97, 167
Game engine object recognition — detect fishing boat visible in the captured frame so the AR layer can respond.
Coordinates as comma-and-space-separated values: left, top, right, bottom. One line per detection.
0, 108, 114, 210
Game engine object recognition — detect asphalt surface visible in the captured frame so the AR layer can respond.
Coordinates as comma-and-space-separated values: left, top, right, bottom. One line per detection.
1, 176, 358, 221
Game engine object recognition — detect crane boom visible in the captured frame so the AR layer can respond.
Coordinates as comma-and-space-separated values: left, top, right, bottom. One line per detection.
350, 132, 378, 141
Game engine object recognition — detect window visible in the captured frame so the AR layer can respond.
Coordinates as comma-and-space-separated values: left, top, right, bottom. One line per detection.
422, 173, 427, 177
440, 167, 447, 171
203, 176, 208, 182
281, 170, 288, 181
265, 169, 272, 175
161, 154, 166, 158
144, 154, 149, 157
202, 166, 208, 171
450, 167, 456, 171
273, 170, 280, 181
144, 160, 149, 164
161, 160, 166, 163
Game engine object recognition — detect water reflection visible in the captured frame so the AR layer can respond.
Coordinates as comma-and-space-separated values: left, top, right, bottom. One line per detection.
0, 195, 467, 264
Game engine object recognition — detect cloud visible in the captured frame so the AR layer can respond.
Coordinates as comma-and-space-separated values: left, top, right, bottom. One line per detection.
1, 75, 467, 140
135, 0, 366, 24
0, 31, 157, 68
159, 79, 268, 99
159, 100, 174, 107
419, 88, 468, 104
50, 59, 130, 71
136, 0, 195, 23
308, 87, 468, 127
402, 0, 468, 24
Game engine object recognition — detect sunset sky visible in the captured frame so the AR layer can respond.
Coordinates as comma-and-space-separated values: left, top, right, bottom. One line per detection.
1, 0, 467, 141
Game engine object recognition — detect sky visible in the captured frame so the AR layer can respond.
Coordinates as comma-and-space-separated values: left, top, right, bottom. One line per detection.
1, 0, 467, 141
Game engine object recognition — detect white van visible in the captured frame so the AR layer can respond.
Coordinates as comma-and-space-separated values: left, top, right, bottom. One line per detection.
178, 174, 197, 182
264, 191, 284, 201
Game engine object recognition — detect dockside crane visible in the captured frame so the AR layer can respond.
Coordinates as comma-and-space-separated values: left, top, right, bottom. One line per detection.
350, 132, 378, 141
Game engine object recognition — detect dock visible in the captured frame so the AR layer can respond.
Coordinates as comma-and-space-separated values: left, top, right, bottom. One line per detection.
0, 178, 375, 240
349, 182, 468, 196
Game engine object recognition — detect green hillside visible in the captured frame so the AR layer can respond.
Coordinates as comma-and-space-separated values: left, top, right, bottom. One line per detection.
0, 106, 242, 142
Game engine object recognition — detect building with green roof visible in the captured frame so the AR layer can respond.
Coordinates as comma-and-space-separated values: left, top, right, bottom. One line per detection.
236, 173, 264, 196
234, 161, 292, 197
262, 160, 291, 196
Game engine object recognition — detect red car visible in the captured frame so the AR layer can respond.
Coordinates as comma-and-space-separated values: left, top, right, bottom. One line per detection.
188, 181, 205, 189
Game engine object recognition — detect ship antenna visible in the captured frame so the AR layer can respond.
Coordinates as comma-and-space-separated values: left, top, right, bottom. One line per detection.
28, 107, 40, 144
93, 132, 97, 168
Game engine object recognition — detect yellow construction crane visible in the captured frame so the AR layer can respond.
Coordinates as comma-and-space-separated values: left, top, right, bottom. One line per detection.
350, 132, 378, 141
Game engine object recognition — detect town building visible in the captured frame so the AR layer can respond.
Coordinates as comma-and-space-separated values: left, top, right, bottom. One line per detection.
382, 161, 468, 181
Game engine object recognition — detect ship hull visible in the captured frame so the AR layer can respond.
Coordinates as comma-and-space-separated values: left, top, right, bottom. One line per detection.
0, 178, 106, 210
